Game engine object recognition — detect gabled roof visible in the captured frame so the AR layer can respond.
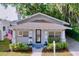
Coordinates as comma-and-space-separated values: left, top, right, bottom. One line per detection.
17, 12, 69, 25
12, 22, 71, 30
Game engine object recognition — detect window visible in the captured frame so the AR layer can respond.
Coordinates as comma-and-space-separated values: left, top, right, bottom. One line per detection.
3, 26, 6, 31
18, 31, 23, 36
48, 32, 61, 42
55, 32, 61, 37
23, 31, 28, 37
18, 31, 28, 37
49, 32, 54, 37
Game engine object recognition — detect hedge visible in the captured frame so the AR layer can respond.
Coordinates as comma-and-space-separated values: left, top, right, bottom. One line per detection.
48, 37, 60, 43
66, 29, 79, 41
9, 43, 30, 51
47, 42, 68, 50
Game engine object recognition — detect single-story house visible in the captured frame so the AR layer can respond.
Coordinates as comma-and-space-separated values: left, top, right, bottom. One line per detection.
11, 12, 71, 46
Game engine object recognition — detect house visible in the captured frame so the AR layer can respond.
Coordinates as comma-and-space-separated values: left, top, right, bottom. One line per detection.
0, 20, 11, 40
11, 13, 71, 46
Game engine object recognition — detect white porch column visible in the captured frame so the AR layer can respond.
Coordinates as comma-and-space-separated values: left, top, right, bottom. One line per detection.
29, 31, 33, 37
61, 30, 66, 42
28, 31, 33, 44
45, 31, 48, 43
12, 30, 16, 44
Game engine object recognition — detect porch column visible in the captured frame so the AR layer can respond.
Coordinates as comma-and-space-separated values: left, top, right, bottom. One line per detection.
45, 31, 48, 43
61, 30, 66, 42
28, 31, 33, 44
12, 30, 16, 44
29, 31, 33, 37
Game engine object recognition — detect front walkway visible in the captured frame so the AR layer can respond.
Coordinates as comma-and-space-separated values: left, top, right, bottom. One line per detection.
32, 48, 43, 56
67, 38, 79, 56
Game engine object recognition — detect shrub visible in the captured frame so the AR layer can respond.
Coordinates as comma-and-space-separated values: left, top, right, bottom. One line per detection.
0, 38, 10, 45
47, 42, 68, 50
56, 43, 62, 49
48, 37, 60, 43
17, 43, 29, 50
56, 42, 68, 50
62, 42, 68, 49
47, 43, 53, 50
48, 37, 54, 43
10, 43, 30, 51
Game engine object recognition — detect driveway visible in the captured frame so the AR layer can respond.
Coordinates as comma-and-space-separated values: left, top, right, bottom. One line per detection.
67, 38, 79, 56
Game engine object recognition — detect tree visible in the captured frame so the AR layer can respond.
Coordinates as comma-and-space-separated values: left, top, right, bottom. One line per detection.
1, 3, 79, 25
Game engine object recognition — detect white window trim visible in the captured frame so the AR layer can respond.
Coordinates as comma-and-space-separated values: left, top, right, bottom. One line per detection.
18, 31, 29, 37
23, 31, 28, 37
18, 31, 23, 36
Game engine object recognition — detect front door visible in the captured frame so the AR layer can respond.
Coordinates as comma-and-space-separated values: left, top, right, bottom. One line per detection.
36, 29, 41, 43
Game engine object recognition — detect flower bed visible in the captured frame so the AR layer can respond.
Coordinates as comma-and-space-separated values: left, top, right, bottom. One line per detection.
9, 43, 32, 52
43, 42, 68, 52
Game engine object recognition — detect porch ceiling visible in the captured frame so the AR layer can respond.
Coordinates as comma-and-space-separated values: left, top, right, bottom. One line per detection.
11, 22, 71, 30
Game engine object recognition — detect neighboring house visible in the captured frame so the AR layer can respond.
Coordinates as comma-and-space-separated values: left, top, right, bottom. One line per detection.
11, 12, 71, 46
0, 20, 11, 40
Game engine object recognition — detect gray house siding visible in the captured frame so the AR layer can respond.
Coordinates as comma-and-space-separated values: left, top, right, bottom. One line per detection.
0, 20, 11, 40
16, 29, 48, 45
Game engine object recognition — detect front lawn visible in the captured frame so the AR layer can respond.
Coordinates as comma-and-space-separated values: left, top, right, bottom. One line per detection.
0, 52, 32, 56
0, 38, 10, 52
0, 38, 32, 56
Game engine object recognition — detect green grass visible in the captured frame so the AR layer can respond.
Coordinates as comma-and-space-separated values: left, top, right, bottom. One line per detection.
0, 39, 32, 56
0, 38, 10, 51
0, 45, 9, 51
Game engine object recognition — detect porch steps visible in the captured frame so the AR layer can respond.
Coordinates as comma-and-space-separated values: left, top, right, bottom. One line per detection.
32, 47, 43, 56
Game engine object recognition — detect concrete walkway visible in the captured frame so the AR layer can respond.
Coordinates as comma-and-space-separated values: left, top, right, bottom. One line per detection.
67, 38, 79, 56
32, 48, 43, 56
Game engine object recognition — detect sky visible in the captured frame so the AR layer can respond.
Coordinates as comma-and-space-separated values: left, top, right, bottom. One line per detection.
0, 4, 18, 21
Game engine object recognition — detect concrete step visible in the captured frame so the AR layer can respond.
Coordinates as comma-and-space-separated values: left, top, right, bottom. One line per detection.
32, 47, 43, 56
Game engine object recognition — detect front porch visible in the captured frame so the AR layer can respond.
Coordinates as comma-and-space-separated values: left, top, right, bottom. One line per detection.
11, 22, 71, 49
12, 29, 66, 46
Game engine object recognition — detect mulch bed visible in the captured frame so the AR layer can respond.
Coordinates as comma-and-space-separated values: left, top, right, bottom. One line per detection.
42, 48, 72, 56
42, 48, 69, 52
